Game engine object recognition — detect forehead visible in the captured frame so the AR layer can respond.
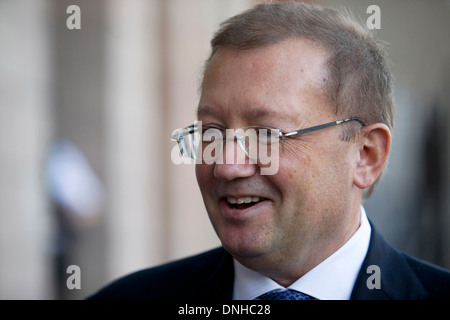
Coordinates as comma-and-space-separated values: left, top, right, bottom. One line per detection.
198, 39, 331, 125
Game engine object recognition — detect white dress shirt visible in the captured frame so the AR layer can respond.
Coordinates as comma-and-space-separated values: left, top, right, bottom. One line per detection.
232, 206, 371, 300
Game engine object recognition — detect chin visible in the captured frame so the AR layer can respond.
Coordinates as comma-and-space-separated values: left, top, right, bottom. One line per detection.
217, 225, 271, 259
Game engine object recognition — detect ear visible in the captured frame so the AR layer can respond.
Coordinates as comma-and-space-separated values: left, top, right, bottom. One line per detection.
354, 123, 391, 190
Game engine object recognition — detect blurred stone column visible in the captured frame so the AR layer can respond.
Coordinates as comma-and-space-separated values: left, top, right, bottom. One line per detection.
103, 0, 165, 281
0, 0, 54, 299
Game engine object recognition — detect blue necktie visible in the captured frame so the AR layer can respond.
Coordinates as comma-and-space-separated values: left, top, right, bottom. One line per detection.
256, 289, 317, 300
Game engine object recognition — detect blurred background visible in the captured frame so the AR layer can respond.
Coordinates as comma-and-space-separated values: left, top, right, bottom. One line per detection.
1, 0, 449, 299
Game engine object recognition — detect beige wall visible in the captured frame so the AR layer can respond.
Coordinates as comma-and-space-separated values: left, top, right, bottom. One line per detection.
0, 0, 54, 299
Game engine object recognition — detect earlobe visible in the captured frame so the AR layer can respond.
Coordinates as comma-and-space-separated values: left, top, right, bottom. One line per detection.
353, 123, 391, 190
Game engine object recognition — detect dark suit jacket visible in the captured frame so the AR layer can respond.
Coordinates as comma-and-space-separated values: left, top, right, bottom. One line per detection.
87, 226, 450, 300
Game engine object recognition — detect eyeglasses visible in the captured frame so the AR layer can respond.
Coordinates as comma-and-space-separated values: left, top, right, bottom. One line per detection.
171, 117, 365, 162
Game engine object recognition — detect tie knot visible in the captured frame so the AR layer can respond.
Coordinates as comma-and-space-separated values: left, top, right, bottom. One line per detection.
256, 289, 317, 300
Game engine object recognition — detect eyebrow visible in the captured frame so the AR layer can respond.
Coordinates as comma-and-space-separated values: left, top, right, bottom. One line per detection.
196, 105, 216, 119
196, 105, 297, 125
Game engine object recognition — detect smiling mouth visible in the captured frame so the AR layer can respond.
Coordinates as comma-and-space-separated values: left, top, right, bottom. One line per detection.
226, 196, 266, 210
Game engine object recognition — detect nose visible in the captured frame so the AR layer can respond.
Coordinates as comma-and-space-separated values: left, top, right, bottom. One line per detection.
213, 139, 257, 180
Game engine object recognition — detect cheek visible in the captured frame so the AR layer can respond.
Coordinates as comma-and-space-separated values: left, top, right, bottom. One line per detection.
282, 138, 316, 163
278, 139, 320, 186
274, 158, 308, 203
195, 164, 213, 192
276, 145, 345, 207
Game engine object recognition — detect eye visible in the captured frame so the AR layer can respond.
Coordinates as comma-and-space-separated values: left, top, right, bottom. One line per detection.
201, 125, 225, 142
257, 127, 280, 144
201, 124, 225, 133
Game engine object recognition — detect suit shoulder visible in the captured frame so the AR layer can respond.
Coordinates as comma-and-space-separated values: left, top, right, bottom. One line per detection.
87, 247, 231, 300
402, 253, 450, 299
352, 225, 450, 300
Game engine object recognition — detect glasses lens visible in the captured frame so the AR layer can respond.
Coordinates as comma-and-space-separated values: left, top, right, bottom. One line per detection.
173, 127, 199, 159
173, 125, 281, 162
258, 128, 280, 144
235, 128, 257, 160
237, 127, 280, 160
201, 127, 223, 162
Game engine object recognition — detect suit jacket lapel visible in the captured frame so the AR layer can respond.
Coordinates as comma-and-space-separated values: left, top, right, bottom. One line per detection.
351, 224, 429, 300
195, 247, 234, 300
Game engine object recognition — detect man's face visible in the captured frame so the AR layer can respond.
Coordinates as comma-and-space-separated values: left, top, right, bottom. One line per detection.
196, 39, 361, 274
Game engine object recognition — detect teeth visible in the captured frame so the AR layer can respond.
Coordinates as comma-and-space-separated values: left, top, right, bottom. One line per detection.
227, 196, 261, 204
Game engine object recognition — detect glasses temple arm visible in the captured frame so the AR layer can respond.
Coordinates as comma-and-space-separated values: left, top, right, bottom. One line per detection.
284, 117, 365, 138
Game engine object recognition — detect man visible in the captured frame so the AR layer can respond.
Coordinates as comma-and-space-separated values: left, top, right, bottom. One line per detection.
88, 2, 450, 300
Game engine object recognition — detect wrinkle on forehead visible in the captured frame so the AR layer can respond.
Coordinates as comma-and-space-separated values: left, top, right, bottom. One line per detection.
198, 39, 332, 127
201, 38, 329, 88
197, 104, 296, 124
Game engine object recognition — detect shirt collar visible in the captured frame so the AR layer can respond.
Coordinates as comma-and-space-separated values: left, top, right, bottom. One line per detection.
233, 206, 372, 300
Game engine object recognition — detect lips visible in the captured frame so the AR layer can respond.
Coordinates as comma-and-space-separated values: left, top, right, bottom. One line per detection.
220, 195, 270, 218
226, 196, 263, 210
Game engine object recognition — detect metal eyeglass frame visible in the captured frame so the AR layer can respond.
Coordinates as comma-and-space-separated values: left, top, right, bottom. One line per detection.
171, 117, 366, 160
